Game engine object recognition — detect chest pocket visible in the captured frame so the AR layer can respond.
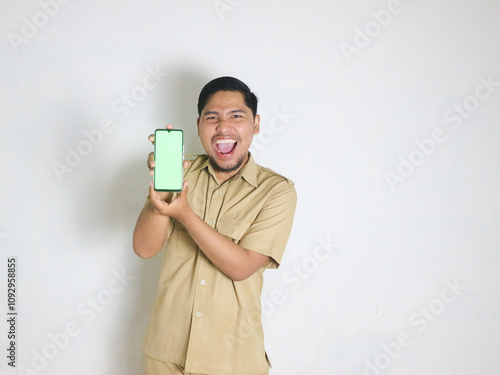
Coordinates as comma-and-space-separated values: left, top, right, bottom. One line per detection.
216, 217, 252, 244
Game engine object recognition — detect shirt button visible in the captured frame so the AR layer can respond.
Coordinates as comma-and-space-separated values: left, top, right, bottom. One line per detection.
209, 219, 215, 225
200, 280, 206, 285
195, 312, 202, 318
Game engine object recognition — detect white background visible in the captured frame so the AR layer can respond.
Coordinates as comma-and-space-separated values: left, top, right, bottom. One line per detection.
1, 0, 500, 374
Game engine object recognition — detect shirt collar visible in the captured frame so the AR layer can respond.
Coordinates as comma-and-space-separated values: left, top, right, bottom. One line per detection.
192, 153, 259, 188
238, 153, 259, 188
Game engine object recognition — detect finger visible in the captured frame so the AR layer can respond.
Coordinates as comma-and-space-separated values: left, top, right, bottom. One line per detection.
149, 182, 162, 206
147, 152, 155, 174
183, 160, 191, 170
166, 124, 174, 130
148, 134, 155, 144
174, 180, 189, 200
181, 180, 189, 193
149, 182, 157, 203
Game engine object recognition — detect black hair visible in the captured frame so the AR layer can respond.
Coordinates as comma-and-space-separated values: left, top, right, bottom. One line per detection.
197, 76, 258, 117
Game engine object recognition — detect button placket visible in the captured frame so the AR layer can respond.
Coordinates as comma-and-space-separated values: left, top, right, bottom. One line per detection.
207, 187, 223, 228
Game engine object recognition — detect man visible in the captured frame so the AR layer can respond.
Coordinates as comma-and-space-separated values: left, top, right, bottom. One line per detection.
133, 77, 297, 375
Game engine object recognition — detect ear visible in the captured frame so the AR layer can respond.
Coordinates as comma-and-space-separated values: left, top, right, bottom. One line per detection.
253, 114, 260, 135
197, 117, 200, 136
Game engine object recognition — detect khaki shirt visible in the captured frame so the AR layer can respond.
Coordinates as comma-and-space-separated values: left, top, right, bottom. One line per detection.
144, 154, 297, 375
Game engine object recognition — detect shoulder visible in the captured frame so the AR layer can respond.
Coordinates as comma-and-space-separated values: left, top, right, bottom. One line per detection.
254, 164, 297, 214
256, 163, 295, 187
254, 164, 296, 205
184, 154, 209, 175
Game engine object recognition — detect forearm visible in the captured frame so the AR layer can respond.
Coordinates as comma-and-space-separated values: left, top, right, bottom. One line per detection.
133, 198, 171, 259
178, 208, 267, 281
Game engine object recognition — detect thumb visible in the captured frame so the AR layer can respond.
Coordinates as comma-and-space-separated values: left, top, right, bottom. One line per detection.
177, 180, 189, 198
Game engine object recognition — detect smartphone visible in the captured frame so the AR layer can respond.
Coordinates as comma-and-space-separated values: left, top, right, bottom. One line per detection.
154, 129, 184, 191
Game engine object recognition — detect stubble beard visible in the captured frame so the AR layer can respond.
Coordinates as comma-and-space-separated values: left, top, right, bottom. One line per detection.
209, 153, 247, 174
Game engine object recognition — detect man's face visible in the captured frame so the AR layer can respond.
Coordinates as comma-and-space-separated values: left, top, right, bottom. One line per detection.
197, 90, 260, 175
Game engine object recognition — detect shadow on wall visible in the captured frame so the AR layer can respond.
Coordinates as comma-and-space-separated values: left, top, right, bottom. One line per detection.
100, 155, 161, 375
151, 66, 209, 156
101, 68, 211, 374
301, 329, 396, 375
94, 66, 212, 235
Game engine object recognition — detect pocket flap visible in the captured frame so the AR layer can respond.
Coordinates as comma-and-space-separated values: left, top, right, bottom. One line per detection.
217, 217, 251, 242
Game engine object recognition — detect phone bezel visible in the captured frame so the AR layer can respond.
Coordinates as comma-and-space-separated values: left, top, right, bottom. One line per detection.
153, 128, 184, 192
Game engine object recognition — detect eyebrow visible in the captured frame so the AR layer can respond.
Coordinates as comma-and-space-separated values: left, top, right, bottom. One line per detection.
203, 109, 247, 116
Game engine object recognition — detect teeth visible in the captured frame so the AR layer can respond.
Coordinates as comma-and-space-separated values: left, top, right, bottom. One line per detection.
215, 139, 236, 143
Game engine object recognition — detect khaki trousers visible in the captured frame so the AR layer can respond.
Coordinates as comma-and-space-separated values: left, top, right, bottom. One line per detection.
145, 356, 269, 375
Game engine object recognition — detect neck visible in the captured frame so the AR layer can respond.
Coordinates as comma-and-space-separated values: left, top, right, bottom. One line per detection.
211, 153, 249, 185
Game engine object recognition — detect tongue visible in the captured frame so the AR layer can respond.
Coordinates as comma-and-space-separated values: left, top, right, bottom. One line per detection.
217, 142, 236, 154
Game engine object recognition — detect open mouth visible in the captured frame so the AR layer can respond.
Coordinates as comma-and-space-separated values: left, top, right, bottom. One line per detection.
215, 139, 237, 156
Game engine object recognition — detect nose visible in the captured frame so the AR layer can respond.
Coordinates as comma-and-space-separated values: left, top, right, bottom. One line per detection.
216, 116, 232, 132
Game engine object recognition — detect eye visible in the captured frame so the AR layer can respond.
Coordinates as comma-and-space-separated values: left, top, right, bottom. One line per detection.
232, 114, 243, 118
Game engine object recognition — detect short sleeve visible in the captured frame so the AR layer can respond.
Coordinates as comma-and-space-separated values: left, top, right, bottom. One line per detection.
238, 180, 297, 269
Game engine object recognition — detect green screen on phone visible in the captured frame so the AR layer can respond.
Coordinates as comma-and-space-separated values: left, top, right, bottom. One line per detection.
154, 129, 184, 191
